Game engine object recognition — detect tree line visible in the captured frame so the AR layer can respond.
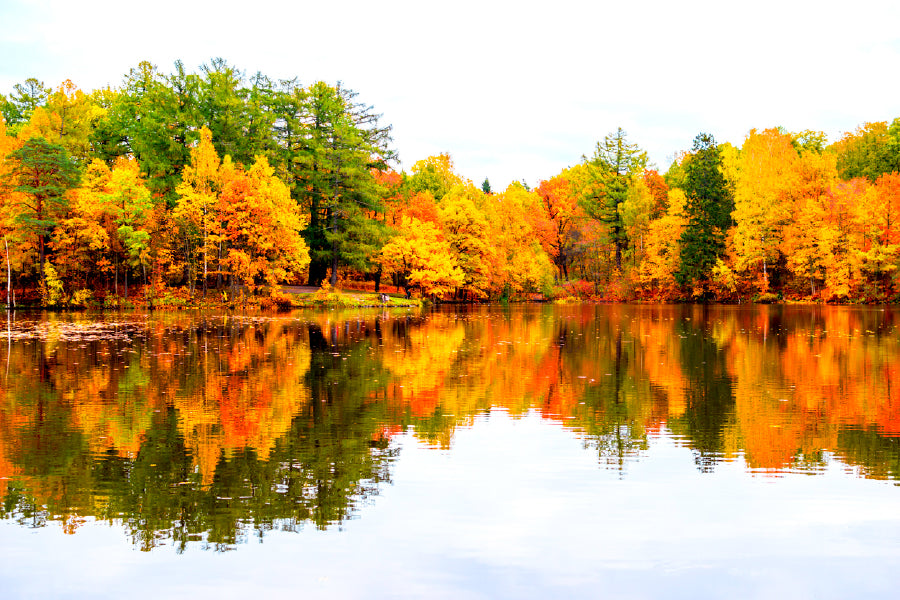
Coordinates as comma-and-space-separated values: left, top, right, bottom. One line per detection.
1, 59, 898, 305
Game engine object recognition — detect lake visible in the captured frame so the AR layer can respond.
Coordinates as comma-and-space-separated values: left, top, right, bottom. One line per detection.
1, 304, 898, 599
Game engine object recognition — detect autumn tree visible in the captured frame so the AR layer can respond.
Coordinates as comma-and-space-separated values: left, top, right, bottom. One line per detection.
213, 156, 310, 293
51, 160, 115, 290
779, 150, 839, 298
638, 188, 687, 299
642, 169, 669, 219
536, 169, 585, 281
438, 185, 495, 298
820, 179, 865, 300
488, 183, 555, 296
618, 174, 655, 268
407, 153, 465, 202
379, 216, 464, 298
15, 80, 101, 165
854, 172, 900, 298
173, 126, 221, 294
51, 157, 157, 297
109, 158, 155, 296
174, 127, 309, 295
730, 128, 798, 293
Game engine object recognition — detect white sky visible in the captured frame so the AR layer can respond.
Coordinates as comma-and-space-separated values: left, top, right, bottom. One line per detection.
2, 0, 899, 189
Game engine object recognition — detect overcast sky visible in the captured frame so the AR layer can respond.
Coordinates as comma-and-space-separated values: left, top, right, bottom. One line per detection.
2, 0, 899, 189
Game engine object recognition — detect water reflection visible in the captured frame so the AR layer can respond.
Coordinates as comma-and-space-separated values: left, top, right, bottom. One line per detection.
0, 305, 898, 550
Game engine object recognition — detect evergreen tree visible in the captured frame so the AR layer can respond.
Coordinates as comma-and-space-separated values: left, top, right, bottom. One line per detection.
244, 72, 279, 160
197, 58, 272, 167
268, 78, 306, 192
296, 82, 395, 286
677, 133, 733, 293
581, 127, 647, 271
4, 137, 80, 284
830, 119, 900, 181
7, 78, 50, 133
88, 86, 130, 164
0, 93, 21, 129
105, 61, 200, 204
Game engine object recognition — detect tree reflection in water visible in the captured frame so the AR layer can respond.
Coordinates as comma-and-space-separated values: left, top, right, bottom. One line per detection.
0, 305, 898, 550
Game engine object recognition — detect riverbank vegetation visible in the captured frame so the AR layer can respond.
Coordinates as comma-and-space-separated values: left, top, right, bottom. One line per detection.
1, 60, 899, 306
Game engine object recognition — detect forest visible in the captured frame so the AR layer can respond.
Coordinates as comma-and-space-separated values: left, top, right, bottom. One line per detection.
1, 58, 899, 306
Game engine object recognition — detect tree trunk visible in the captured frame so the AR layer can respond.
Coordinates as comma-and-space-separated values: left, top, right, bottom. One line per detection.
4, 236, 12, 308
202, 221, 208, 296
216, 241, 223, 289
330, 251, 338, 287
329, 205, 338, 288
38, 233, 46, 287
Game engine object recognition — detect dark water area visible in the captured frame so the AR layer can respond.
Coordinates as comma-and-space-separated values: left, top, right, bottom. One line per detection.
1, 304, 898, 598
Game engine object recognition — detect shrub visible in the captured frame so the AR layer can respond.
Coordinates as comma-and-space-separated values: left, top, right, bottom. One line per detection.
260, 290, 295, 311
69, 289, 94, 307
41, 263, 65, 307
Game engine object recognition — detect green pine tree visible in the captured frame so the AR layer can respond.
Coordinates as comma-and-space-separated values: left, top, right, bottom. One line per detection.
581, 127, 647, 272
677, 133, 733, 294
295, 82, 395, 286
4, 137, 80, 285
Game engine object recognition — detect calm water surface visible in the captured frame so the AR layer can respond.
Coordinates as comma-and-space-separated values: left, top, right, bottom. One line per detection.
1, 304, 898, 598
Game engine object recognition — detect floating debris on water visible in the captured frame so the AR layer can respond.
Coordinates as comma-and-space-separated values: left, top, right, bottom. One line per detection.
3, 321, 146, 342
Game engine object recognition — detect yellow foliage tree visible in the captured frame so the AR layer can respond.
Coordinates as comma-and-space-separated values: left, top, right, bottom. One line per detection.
853, 172, 900, 298
408, 153, 466, 201
0, 118, 24, 303
17, 80, 101, 164
215, 156, 311, 291
379, 216, 464, 298
731, 129, 798, 293
637, 188, 687, 299
780, 150, 839, 298
488, 183, 555, 296
438, 185, 495, 298
174, 126, 222, 293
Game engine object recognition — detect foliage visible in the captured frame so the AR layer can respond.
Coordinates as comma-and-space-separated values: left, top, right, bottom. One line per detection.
379, 216, 464, 298
296, 82, 395, 287
40, 262, 64, 305
69, 288, 94, 307
3, 136, 80, 287
2, 62, 900, 305
407, 153, 465, 201
677, 133, 733, 295
580, 128, 648, 271
830, 120, 900, 181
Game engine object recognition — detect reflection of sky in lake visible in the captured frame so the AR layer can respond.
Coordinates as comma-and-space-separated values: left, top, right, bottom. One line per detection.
3, 411, 898, 599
